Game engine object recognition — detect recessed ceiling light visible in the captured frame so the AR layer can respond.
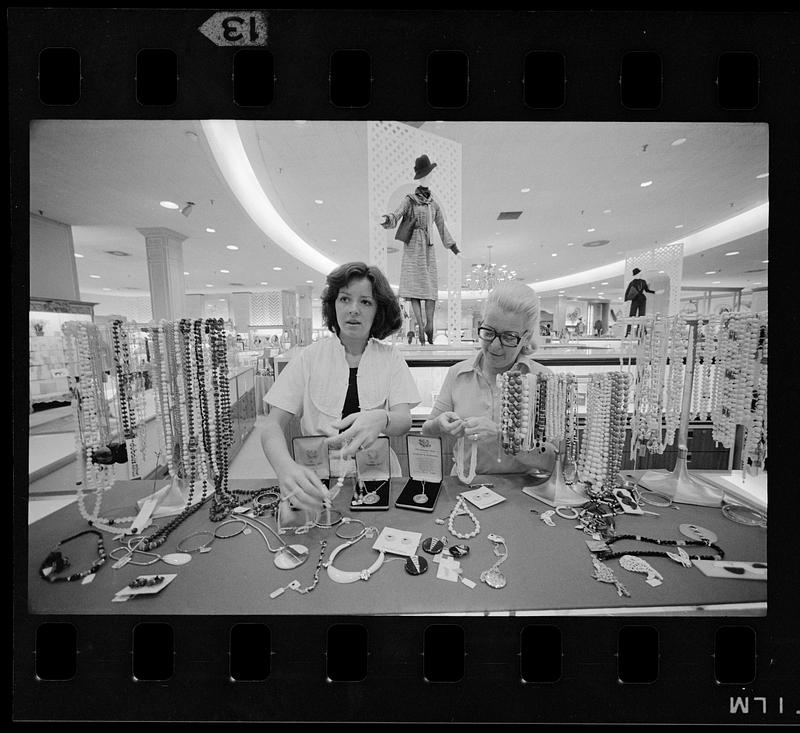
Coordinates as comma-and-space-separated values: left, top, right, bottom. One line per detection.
226, 245, 239, 250
331, 238, 337, 242
761, 259, 769, 263
306, 280, 313, 283
674, 224, 684, 229
551, 253, 558, 257
640, 180, 653, 187
598, 292, 604, 296
587, 228, 595, 232
74, 253, 84, 258
591, 286, 596, 289
752, 281, 762, 285
273, 266, 282, 271
704, 270, 718, 275
206, 227, 216, 233
658, 270, 665, 274
314, 199, 324, 205
184, 271, 190, 275
725, 251, 740, 256
567, 242, 574, 246
756, 173, 768, 179
671, 138, 687, 146
102, 287, 111, 291
603, 209, 612, 214
220, 269, 230, 274
260, 281, 268, 285
712, 281, 721, 284
160, 200, 180, 209
521, 187, 531, 193
219, 298, 226, 302
601, 281, 608, 285
89, 274, 101, 279
495, 232, 500, 236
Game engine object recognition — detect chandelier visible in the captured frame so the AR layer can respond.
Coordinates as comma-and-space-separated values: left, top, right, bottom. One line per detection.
462, 245, 517, 291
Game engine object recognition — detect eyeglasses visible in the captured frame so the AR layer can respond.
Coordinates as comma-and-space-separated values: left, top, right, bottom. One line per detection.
477, 325, 526, 347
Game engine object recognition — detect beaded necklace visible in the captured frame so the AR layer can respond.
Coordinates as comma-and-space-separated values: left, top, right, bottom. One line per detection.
596, 533, 725, 562
39, 529, 107, 582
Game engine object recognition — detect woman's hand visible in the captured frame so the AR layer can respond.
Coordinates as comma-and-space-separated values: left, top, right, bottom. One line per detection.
435, 411, 466, 438
325, 410, 389, 459
461, 415, 499, 443
277, 461, 331, 513
380, 215, 392, 229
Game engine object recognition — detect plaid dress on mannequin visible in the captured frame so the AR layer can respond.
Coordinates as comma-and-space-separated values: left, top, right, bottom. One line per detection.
383, 188, 456, 300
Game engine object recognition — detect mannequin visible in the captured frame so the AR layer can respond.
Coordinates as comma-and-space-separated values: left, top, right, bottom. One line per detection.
381, 155, 460, 345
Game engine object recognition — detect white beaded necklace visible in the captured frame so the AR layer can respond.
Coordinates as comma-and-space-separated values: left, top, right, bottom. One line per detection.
446, 494, 481, 539
454, 436, 478, 484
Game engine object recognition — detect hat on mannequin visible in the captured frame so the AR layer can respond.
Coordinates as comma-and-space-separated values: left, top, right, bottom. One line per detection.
414, 154, 437, 179
632, 267, 641, 275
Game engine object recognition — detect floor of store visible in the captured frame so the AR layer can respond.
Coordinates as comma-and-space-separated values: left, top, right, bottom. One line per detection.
27, 413, 276, 525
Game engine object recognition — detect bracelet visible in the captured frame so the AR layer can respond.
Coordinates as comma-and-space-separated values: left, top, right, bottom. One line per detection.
214, 519, 247, 539
176, 530, 216, 553
335, 517, 366, 540
555, 505, 580, 520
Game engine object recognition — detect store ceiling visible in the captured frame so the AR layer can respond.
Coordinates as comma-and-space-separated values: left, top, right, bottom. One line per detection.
29, 120, 769, 306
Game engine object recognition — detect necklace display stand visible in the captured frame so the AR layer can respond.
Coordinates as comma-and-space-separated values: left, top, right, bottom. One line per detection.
522, 439, 588, 507
636, 317, 724, 507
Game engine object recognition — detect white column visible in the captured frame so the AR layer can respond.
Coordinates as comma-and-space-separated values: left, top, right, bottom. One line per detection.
296, 284, 313, 346
138, 227, 188, 321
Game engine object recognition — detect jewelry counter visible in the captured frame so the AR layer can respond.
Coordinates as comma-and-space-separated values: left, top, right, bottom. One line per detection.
27, 474, 766, 616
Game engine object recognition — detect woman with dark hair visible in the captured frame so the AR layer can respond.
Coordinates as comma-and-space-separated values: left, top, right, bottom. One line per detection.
262, 262, 420, 512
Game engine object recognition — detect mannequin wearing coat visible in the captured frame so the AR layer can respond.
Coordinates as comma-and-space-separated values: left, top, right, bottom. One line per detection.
381, 154, 460, 345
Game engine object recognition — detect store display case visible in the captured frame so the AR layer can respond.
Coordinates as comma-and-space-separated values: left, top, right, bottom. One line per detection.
29, 298, 95, 407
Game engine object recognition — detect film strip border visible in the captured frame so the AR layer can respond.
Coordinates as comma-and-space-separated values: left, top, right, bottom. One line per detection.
8, 9, 794, 117
18, 616, 793, 723
11, 7, 799, 725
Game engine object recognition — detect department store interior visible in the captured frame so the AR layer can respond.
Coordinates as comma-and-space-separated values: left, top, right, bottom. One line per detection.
26, 120, 769, 615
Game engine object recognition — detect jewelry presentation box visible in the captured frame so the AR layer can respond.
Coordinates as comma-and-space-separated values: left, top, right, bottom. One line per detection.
395, 435, 443, 512
350, 436, 391, 511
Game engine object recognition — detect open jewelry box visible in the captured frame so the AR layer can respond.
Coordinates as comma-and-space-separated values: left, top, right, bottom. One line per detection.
395, 434, 443, 512
351, 436, 391, 511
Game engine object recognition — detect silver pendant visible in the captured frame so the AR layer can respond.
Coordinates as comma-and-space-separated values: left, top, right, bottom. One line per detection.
413, 492, 428, 504
274, 544, 309, 569
482, 569, 507, 589
362, 492, 380, 505
679, 523, 718, 544
161, 553, 192, 566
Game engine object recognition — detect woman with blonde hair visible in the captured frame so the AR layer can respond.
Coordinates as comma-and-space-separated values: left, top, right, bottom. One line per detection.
421, 280, 554, 475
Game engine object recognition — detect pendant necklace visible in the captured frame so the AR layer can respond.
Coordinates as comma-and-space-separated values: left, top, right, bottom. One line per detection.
480, 532, 508, 589
237, 514, 309, 569
413, 479, 429, 504
325, 526, 385, 584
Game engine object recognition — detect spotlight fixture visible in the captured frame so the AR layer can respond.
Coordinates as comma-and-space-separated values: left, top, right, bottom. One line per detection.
181, 201, 195, 217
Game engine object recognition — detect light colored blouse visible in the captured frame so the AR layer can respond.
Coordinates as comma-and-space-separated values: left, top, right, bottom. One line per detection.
266, 335, 421, 475
428, 350, 551, 475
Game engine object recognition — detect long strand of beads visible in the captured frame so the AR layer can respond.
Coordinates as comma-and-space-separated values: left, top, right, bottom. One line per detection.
663, 315, 687, 450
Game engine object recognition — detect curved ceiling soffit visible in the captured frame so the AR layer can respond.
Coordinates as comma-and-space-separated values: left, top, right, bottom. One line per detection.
201, 120, 768, 297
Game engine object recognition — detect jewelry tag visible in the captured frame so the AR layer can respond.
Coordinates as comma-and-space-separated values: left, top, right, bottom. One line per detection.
81, 573, 96, 585
434, 518, 446, 525
287, 580, 302, 591
585, 539, 609, 553
461, 577, 477, 589
436, 560, 461, 582
646, 577, 663, 587
111, 594, 132, 602
232, 506, 249, 514
269, 586, 286, 599
112, 555, 133, 569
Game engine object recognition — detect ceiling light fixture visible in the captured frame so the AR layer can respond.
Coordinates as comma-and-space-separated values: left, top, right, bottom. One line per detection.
601, 282, 608, 285
752, 281, 762, 285
712, 281, 721, 284
756, 173, 768, 179
725, 251, 740, 256
331, 238, 337, 242
206, 227, 216, 233
675, 224, 684, 229
567, 242, 574, 246
603, 209, 612, 214
551, 253, 558, 257
181, 202, 195, 217
761, 259, 769, 263
220, 269, 230, 274
226, 245, 239, 250
206, 283, 214, 287
260, 281, 268, 285
74, 253, 84, 258
102, 287, 111, 291
704, 270, 718, 275
587, 228, 595, 232
463, 245, 514, 292
89, 274, 101, 279
640, 180, 653, 187
184, 271, 190, 275
306, 280, 313, 284
160, 200, 180, 209
671, 138, 687, 146
521, 187, 530, 193
314, 199, 324, 205
273, 266, 282, 271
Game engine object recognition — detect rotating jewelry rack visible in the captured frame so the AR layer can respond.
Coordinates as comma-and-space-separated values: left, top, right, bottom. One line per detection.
635, 315, 724, 506
523, 437, 588, 507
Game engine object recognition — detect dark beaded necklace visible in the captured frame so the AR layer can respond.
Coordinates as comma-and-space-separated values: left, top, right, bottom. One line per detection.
139, 493, 214, 551
598, 533, 725, 561
179, 319, 200, 505
208, 318, 237, 521
39, 529, 107, 582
